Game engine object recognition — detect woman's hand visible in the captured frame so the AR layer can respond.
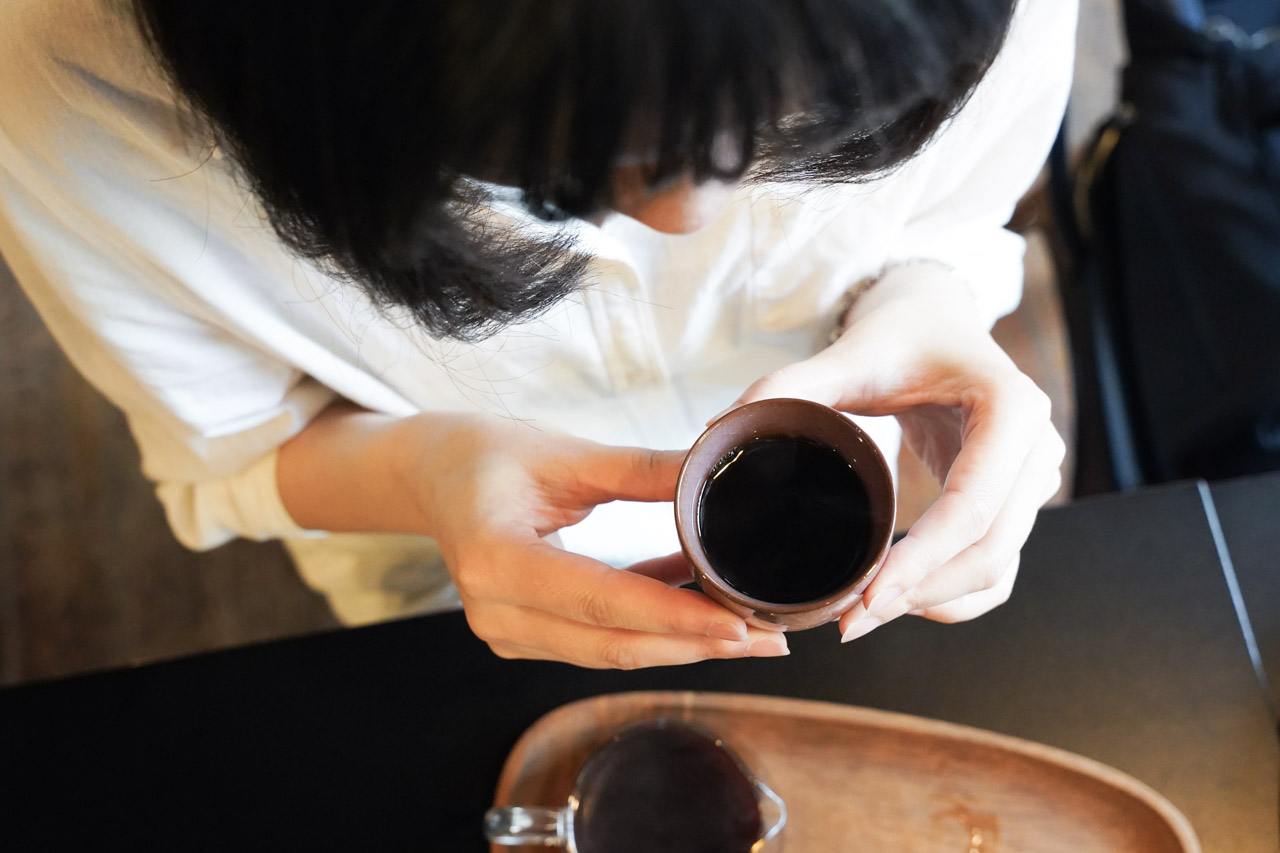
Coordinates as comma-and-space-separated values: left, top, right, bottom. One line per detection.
278, 405, 787, 668
725, 264, 1065, 641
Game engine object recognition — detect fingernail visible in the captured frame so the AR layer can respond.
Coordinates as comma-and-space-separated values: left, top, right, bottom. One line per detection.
866, 586, 903, 617
841, 617, 881, 643
746, 637, 790, 657
708, 621, 748, 642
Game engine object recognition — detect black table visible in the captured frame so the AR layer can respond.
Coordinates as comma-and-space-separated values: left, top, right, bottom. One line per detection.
1209, 473, 1280, 722
2, 477, 1277, 851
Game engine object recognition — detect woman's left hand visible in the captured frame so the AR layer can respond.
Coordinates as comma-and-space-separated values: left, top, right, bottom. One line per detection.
725, 264, 1066, 642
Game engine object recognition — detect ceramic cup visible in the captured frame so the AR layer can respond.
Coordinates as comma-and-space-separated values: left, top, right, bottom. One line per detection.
484, 719, 786, 852
675, 398, 896, 631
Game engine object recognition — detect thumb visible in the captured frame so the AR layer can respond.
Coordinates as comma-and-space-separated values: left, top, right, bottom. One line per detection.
712, 349, 859, 424
576, 445, 687, 503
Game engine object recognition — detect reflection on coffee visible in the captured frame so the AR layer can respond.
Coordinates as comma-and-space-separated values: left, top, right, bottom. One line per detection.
573, 722, 761, 853
698, 435, 871, 604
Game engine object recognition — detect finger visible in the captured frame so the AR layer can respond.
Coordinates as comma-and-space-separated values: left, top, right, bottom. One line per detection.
459, 539, 751, 640
840, 424, 1061, 641
625, 552, 696, 587
482, 613, 789, 669
859, 375, 1050, 613
716, 349, 849, 421
716, 320, 927, 422
624, 553, 787, 631
875, 429, 1058, 614
575, 445, 687, 503
912, 554, 1021, 623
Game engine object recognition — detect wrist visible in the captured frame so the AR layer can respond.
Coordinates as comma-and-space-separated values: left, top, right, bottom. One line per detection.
277, 402, 442, 537
382, 411, 490, 542
839, 259, 981, 333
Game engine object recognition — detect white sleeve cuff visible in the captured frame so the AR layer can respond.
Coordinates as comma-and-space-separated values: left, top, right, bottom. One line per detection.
156, 449, 325, 551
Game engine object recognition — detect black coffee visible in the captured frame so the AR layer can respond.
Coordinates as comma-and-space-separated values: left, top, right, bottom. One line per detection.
573, 721, 762, 853
698, 435, 871, 604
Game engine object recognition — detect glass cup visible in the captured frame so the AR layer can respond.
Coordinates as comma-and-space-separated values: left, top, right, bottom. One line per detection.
484, 719, 786, 852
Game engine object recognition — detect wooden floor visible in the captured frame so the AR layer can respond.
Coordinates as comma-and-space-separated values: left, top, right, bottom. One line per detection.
0, 0, 1122, 687
0, 267, 339, 686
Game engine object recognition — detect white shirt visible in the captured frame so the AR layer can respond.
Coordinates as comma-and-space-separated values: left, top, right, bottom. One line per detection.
0, 0, 1077, 623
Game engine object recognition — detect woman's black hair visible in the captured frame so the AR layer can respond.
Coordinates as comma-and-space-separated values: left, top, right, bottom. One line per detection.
132, 0, 1017, 341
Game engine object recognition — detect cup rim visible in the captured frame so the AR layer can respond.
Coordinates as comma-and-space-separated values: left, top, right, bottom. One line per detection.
674, 398, 896, 620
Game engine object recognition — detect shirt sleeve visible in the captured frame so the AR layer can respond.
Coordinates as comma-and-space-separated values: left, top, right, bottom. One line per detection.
884, 0, 1078, 328
0, 2, 333, 550
0, 169, 334, 550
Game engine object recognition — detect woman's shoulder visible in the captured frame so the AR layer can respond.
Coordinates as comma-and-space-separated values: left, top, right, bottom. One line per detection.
1003, 0, 1080, 85
923, 0, 1077, 164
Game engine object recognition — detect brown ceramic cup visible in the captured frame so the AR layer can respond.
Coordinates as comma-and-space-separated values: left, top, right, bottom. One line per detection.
675, 398, 896, 631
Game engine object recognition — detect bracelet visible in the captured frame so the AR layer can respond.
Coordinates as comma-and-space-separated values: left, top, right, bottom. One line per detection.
826, 275, 880, 346
826, 258, 968, 346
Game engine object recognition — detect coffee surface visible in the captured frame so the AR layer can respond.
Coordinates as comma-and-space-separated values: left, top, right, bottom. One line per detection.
573, 722, 761, 853
698, 435, 871, 604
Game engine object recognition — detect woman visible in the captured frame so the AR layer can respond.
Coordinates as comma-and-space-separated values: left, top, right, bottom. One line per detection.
0, 0, 1073, 667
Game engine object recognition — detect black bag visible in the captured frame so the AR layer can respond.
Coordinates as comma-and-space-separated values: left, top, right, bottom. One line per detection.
1067, 0, 1280, 491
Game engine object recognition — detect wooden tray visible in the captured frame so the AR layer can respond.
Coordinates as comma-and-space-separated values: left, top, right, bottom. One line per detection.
490, 692, 1199, 852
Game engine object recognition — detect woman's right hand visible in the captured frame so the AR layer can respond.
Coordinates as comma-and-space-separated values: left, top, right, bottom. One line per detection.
278, 405, 788, 668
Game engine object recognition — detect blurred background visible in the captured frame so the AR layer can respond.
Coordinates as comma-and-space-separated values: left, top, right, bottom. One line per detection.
0, 0, 1177, 685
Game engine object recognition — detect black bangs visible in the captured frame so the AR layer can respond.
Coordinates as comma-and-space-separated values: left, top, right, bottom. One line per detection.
454, 0, 1018, 219
134, 0, 1018, 341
